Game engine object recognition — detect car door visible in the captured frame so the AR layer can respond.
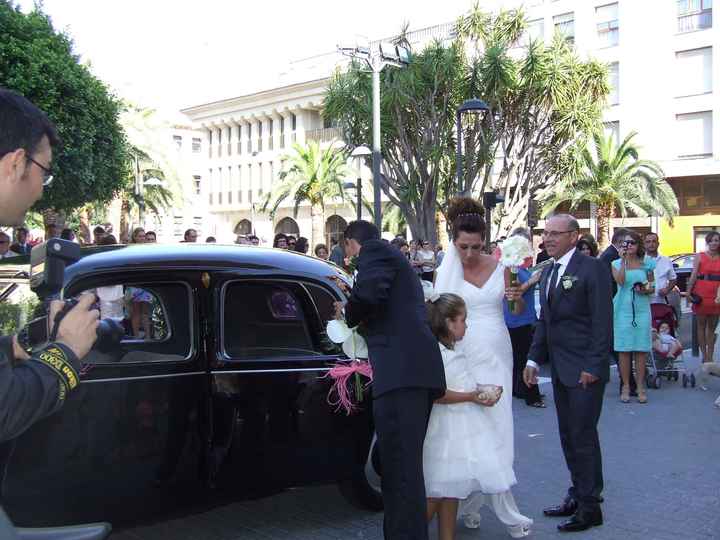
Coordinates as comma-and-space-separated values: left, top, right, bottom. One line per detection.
2, 270, 208, 527
206, 271, 373, 492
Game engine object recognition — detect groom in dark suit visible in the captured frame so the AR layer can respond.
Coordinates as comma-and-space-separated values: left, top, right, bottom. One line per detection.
524, 215, 612, 533
336, 220, 446, 540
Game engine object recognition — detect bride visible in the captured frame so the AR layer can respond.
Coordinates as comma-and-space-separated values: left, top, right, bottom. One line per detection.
434, 197, 532, 537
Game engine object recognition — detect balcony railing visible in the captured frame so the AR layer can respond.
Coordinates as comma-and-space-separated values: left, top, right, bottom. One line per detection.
678, 9, 712, 32
306, 127, 341, 144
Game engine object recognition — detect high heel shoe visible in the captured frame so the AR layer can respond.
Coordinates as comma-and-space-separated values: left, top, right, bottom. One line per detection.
620, 385, 630, 403
637, 386, 648, 404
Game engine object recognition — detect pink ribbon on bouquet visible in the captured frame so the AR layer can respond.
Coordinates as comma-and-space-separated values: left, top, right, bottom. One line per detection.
323, 360, 374, 415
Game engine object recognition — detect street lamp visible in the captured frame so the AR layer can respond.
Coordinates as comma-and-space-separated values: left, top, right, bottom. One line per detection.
338, 40, 411, 230
345, 145, 371, 221
455, 98, 490, 197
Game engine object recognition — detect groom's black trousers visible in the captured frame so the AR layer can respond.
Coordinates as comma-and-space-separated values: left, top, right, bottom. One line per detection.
373, 387, 434, 540
552, 378, 605, 512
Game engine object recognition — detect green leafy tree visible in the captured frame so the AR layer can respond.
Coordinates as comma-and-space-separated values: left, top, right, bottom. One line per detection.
0, 1, 128, 217
261, 141, 349, 247
325, 5, 609, 242
543, 131, 679, 249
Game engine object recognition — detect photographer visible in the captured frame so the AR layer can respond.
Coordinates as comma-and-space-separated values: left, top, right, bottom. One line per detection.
0, 88, 99, 441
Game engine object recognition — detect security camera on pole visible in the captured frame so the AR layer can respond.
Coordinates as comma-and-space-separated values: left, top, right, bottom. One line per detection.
338, 40, 410, 229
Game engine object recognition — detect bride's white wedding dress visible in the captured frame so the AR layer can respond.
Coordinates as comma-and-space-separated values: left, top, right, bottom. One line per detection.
434, 246, 532, 537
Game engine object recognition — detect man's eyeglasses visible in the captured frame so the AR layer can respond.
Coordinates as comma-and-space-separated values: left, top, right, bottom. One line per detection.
541, 230, 575, 240
27, 156, 53, 186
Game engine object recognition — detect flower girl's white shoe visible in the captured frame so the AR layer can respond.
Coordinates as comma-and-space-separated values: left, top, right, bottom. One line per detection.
462, 512, 482, 529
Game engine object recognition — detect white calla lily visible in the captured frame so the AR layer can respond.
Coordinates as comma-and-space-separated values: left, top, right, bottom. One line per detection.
342, 330, 369, 359
327, 319, 352, 344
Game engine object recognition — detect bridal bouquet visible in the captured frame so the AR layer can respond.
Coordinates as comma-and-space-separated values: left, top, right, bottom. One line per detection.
499, 236, 534, 311
324, 319, 373, 415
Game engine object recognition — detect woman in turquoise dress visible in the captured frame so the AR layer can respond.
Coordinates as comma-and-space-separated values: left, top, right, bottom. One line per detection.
611, 230, 656, 404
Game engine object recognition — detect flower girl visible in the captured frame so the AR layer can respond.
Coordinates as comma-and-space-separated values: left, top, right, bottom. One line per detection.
423, 293, 503, 540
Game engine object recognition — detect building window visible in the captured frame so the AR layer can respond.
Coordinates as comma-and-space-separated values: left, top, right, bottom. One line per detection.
553, 12, 575, 44
227, 127, 232, 156
669, 176, 720, 215
237, 124, 243, 155
596, 3, 619, 47
257, 122, 263, 152
248, 164, 253, 203
218, 129, 222, 158
603, 121, 620, 146
676, 47, 713, 96
193, 175, 201, 196
526, 18, 545, 43
675, 111, 713, 158
268, 119, 274, 151
608, 62, 619, 105
269, 161, 274, 188
291, 113, 297, 131
208, 131, 212, 158
192, 138, 202, 153
246, 124, 252, 153
258, 162, 264, 197
173, 135, 182, 151
678, 0, 712, 33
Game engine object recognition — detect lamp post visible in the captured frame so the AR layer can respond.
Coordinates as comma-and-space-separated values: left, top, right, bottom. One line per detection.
346, 145, 372, 221
455, 98, 490, 197
338, 41, 410, 230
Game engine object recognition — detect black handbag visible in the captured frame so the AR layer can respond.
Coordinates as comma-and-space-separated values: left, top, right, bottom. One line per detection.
690, 292, 702, 305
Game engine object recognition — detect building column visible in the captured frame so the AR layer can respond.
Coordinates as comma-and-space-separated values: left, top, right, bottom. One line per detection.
294, 109, 306, 146
272, 111, 282, 153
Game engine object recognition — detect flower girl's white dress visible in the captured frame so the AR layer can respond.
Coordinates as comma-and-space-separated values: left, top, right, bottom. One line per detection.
429, 261, 533, 538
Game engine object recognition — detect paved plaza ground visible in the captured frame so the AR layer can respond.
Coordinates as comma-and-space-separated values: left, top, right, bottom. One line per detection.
114, 353, 720, 540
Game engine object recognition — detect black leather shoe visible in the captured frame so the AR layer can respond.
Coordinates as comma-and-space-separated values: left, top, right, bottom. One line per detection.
557, 510, 603, 532
543, 499, 577, 517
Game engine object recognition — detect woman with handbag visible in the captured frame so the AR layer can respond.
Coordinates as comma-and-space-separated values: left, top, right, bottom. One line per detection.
687, 232, 720, 363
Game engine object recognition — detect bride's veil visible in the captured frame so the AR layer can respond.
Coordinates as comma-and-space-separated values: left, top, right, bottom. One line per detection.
435, 240, 464, 294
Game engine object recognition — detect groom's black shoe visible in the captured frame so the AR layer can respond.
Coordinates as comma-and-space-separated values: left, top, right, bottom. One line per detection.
543, 499, 577, 517
557, 509, 603, 533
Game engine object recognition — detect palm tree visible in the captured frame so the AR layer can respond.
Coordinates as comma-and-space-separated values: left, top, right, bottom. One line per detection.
543, 131, 679, 249
118, 105, 184, 241
262, 141, 350, 247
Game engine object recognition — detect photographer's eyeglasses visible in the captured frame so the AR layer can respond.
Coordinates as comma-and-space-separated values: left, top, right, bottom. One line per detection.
27, 156, 54, 187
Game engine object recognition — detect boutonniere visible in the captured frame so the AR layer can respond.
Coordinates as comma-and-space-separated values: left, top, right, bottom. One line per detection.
561, 275, 578, 290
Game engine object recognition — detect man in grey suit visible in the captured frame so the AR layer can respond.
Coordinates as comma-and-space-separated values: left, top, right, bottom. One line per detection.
524, 215, 613, 533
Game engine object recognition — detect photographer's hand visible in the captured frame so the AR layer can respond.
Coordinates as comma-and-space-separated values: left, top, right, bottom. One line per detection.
52, 293, 100, 359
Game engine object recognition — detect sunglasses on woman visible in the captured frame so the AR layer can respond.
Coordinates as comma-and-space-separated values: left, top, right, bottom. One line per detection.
622, 240, 637, 246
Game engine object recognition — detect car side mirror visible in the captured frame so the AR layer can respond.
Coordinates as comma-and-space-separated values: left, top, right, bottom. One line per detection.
672, 263, 679, 269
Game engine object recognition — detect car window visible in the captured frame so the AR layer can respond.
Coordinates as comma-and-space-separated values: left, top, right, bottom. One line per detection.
0, 278, 39, 336
75, 282, 192, 364
223, 280, 334, 360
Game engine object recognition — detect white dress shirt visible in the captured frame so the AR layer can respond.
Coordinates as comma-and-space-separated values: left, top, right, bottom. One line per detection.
648, 254, 676, 304
528, 248, 577, 371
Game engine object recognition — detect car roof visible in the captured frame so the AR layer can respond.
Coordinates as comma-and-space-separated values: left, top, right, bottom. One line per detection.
1, 243, 348, 286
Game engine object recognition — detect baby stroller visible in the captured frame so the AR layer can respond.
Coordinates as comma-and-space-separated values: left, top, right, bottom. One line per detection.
646, 303, 681, 389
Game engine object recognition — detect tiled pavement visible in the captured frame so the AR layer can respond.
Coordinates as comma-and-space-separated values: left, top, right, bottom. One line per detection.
115, 359, 720, 540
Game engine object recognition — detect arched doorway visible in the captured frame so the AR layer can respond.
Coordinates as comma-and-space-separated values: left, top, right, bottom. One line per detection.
234, 219, 252, 236
275, 217, 299, 238
325, 215, 347, 248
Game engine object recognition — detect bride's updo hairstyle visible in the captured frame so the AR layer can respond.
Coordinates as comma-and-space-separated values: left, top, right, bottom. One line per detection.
447, 197, 485, 241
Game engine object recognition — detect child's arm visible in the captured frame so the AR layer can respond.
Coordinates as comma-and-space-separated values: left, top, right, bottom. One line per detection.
436, 389, 497, 406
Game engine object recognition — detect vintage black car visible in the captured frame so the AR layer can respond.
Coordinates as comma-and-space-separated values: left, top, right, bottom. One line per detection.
0, 244, 382, 528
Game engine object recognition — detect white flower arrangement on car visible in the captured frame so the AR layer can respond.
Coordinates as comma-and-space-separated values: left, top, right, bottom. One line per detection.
324, 318, 372, 415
